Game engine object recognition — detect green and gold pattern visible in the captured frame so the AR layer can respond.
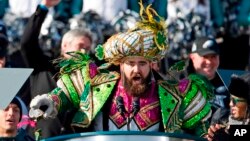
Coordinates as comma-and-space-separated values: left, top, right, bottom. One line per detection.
95, 0, 168, 65
188, 74, 214, 100
53, 51, 91, 75
61, 74, 80, 108
158, 81, 182, 133
179, 74, 213, 136
55, 68, 119, 128
157, 74, 212, 136
49, 87, 73, 113
71, 80, 117, 128
91, 71, 120, 86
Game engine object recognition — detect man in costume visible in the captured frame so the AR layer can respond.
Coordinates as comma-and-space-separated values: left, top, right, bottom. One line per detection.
29, 1, 213, 137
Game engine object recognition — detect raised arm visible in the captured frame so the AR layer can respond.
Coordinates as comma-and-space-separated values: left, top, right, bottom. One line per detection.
21, 0, 60, 72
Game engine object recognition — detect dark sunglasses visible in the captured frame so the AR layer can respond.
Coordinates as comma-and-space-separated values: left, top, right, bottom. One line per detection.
230, 97, 246, 105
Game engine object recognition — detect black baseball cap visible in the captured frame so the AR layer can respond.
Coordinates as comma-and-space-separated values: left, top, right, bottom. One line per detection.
191, 37, 219, 56
0, 21, 8, 57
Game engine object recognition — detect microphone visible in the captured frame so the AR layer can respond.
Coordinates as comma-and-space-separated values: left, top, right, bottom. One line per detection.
132, 97, 140, 117
126, 97, 140, 131
116, 96, 125, 118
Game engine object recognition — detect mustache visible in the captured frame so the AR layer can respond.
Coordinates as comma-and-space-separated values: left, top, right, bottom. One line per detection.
131, 73, 142, 78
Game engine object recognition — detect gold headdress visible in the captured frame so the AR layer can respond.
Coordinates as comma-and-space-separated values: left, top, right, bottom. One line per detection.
95, 0, 168, 65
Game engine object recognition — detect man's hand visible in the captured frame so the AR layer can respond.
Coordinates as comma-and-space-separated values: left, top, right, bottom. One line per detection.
29, 94, 58, 119
41, 0, 61, 8
206, 124, 223, 141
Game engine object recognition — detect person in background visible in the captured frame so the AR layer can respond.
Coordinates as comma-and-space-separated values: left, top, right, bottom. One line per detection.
210, 0, 250, 70
28, 1, 212, 138
187, 36, 230, 116
206, 73, 250, 141
0, 97, 34, 141
18, 0, 61, 139
20, 0, 94, 138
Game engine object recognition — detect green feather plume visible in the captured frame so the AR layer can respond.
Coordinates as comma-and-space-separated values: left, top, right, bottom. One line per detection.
53, 51, 91, 75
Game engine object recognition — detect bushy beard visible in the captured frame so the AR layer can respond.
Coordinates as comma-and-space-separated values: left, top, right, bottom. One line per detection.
123, 72, 151, 97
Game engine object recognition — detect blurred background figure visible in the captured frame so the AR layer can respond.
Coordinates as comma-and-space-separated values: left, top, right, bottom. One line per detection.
17, 0, 61, 139
19, 0, 97, 138
187, 36, 230, 117
164, 0, 214, 73
210, 0, 250, 70
1, 0, 57, 68
206, 73, 250, 141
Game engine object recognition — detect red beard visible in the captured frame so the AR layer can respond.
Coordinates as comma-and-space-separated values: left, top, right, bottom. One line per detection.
123, 72, 151, 97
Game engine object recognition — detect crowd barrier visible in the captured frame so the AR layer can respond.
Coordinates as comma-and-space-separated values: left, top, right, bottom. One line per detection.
42, 131, 206, 141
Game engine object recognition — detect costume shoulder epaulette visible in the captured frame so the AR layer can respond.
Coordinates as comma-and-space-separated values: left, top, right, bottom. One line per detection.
91, 71, 120, 86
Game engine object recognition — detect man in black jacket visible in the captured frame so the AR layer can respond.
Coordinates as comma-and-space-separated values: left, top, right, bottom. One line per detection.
187, 36, 230, 116
19, 0, 93, 139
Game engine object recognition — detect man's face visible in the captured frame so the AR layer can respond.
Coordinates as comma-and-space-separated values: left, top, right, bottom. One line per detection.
0, 104, 20, 135
190, 53, 219, 80
120, 56, 151, 97
62, 36, 92, 58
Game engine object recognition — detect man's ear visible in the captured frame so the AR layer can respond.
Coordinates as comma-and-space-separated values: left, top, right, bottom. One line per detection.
61, 41, 68, 50
60, 43, 65, 53
150, 62, 160, 72
189, 53, 194, 59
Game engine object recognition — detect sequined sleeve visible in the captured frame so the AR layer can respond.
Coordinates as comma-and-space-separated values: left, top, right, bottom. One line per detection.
180, 74, 213, 136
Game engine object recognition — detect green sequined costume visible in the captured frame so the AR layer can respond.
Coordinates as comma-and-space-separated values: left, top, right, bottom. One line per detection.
45, 0, 213, 136
47, 54, 212, 137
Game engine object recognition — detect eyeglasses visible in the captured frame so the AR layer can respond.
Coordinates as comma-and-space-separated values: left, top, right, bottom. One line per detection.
230, 97, 246, 105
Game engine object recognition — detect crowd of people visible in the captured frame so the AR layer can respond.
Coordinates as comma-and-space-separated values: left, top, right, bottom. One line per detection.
1, 0, 250, 141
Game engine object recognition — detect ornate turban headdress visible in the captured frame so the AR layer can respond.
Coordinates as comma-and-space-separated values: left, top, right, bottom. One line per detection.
95, 0, 168, 66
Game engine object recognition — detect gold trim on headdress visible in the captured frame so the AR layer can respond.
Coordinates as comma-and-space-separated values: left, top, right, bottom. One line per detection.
95, 0, 168, 65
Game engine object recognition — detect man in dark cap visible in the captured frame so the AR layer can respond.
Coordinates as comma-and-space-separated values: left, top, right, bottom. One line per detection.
189, 36, 220, 80
0, 21, 8, 68
187, 36, 230, 116
0, 97, 34, 141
